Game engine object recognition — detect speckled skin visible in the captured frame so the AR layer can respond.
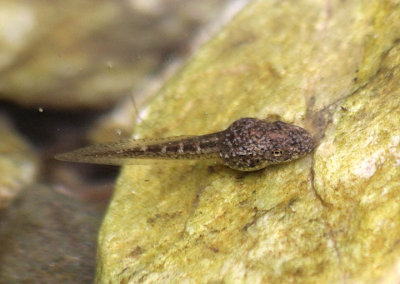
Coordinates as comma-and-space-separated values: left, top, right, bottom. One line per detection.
56, 117, 314, 171
218, 118, 314, 171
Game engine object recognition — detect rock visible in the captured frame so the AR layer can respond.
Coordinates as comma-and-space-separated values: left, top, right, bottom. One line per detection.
0, 0, 236, 109
0, 185, 102, 283
0, 117, 37, 210
97, 0, 400, 283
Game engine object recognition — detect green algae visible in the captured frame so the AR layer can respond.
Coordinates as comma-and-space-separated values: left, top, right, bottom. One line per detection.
97, 0, 400, 282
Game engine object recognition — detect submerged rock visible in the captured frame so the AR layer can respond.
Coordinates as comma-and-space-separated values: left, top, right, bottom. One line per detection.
97, 0, 400, 283
0, 117, 37, 210
0, 185, 102, 283
0, 0, 233, 109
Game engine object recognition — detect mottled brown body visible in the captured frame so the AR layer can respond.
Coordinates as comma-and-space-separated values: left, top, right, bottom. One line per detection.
218, 118, 314, 170
56, 118, 314, 171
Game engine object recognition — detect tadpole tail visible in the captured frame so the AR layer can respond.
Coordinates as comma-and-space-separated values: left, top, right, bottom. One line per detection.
55, 135, 220, 166
54, 139, 143, 166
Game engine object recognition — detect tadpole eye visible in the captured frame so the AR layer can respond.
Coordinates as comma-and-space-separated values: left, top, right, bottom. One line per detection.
272, 149, 283, 157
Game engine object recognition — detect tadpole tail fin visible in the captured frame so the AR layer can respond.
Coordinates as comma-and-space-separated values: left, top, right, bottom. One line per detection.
55, 135, 219, 166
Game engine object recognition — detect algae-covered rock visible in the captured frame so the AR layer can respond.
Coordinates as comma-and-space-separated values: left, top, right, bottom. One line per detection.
0, 117, 37, 210
97, 0, 400, 282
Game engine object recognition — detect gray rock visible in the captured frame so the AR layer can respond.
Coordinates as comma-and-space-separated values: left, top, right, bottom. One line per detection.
0, 185, 102, 283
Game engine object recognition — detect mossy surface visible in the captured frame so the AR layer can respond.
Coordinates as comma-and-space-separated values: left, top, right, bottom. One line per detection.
97, 0, 400, 282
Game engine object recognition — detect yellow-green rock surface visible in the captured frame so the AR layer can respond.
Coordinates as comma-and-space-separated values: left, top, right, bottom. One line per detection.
97, 0, 400, 282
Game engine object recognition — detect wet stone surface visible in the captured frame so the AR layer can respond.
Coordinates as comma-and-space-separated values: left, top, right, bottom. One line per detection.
96, 0, 400, 283
0, 118, 37, 210
0, 185, 102, 283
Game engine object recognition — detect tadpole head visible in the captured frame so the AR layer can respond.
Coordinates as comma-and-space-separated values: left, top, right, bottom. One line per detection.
267, 121, 315, 162
218, 118, 315, 171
